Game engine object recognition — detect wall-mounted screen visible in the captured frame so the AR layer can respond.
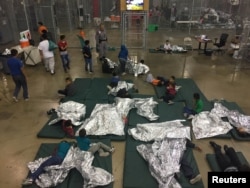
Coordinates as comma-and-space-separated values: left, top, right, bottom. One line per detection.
126, 0, 144, 10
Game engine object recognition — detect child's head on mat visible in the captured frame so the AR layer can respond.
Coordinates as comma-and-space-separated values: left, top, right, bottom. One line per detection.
79, 128, 87, 137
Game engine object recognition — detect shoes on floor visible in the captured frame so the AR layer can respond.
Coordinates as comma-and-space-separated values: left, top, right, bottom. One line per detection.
24, 98, 29, 102
99, 152, 110, 157
22, 178, 33, 185
209, 141, 221, 149
190, 174, 202, 184
224, 145, 229, 151
187, 115, 194, 120
167, 100, 174, 105
89, 71, 93, 74
51, 71, 55, 75
13, 96, 18, 102
110, 146, 115, 153
107, 85, 112, 91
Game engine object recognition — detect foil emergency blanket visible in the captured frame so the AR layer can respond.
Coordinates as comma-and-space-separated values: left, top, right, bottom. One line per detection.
125, 60, 150, 75
128, 120, 190, 142
211, 102, 250, 134
192, 111, 233, 139
49, 101, 86, 126
114, 97, 135, 117
109, 81, 134, 96
75, 103, 125, 136
133, 97, 159, 121
137, 138, 187, 188
27, 146, 113, 188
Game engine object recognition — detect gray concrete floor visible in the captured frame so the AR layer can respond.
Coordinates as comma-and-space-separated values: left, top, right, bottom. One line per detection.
0, 26, 250, 188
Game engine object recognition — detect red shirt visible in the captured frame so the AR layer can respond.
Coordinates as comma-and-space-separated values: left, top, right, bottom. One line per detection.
58, 40, 67, 51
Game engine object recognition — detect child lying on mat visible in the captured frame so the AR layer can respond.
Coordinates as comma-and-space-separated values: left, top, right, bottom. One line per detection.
62, 119, 74, 138
22, 141, 72, 186
209, 141, 250, 172
178, 139, 203, 184
76, 128, 115, 157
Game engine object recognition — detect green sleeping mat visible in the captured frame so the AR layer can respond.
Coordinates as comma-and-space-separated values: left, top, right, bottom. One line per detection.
153, 84, 184, 102
37, 113, 66, 139
149, 49, 188, 54
206, 152, 249, 172
157, 101, 185, 122
128, 104, 158, 127
123, 136, 204, 188
85, 77, 110, 100
23, 140, 113, 188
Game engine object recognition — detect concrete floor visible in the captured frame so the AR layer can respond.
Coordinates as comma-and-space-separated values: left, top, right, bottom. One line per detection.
0, 26, 250, 188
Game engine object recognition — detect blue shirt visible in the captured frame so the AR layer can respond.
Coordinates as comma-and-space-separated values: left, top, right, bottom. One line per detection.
76, 136, 91, 151
7, 57, 23, 76
118, 45, 128, 60
56, 142, 71, 159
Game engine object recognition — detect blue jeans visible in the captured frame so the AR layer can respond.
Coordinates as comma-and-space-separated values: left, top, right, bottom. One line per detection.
60, 54, 70, 71
84, 58, 93, 72
183, 106, 196, 116
119, 58, 127, 73
31, 155, 63, 180
12, 74, 28, 99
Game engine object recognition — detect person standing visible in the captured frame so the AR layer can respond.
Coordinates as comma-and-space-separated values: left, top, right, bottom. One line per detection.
7, 49, 29, 102
58, 35, 70, 73
97, 24, 108, 60
38, 22, 48, 36
118, 44, 129, 75
82, 40, 93, 73
38, 34, 56, 75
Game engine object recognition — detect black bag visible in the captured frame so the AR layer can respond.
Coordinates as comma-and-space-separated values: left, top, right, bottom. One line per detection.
102, 58, 113, 73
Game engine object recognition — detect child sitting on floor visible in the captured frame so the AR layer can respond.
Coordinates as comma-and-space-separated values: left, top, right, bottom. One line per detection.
76, 128, 115, 157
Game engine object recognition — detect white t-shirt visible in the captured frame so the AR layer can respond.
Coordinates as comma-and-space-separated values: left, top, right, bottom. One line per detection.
38, 40, 54, 58
164, 43, 172, 50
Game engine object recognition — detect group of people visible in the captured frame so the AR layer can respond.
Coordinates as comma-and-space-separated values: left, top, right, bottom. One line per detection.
22, 127, 115, 186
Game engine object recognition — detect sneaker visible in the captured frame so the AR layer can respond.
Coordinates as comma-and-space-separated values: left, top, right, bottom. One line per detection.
24, 98, 29, 102
190, 174, 202, 184
110, 146, 115, 153
187, 115, 194, 120
99, 152, 110, 157
89, 71, 93, 74
51, 71, 55, 75
22, 178, 33, 185
107, 85, 112, 91
209, 141, 221, 149
13, 96, 18, 102
167, 100, 174, 105
121, 72, 126, 76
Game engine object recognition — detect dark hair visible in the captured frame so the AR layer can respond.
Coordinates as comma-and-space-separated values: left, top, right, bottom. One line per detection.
60, 35, 65, 40
65, 77, 72, 82
193, 93, 200, 100
41, 33, 48, 40
170, 76, 175, 80
85, 40, 90, 45
79, 128, 86, 137
11, 49, 18, 57
112, 72, 117, 76
140, 59, 145, 64
64, 120, 72, 127
38, 21, 43, 25
42, 29, 47, 34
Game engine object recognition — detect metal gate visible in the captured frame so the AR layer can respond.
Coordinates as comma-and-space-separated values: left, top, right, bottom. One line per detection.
121, 11, 148, 49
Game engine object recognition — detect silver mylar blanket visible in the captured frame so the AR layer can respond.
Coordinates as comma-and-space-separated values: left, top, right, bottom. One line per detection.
128, 120, 190, 142
192, 111, 233, 139
137, 138, 187, 188
211, 102, 250, 134
75, 103, 125, 136
109, 81, 134, 96
49, 101, 86, 126
125, 60, 150, 75
27, 146, 113, 188
75, 97, 159, 136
